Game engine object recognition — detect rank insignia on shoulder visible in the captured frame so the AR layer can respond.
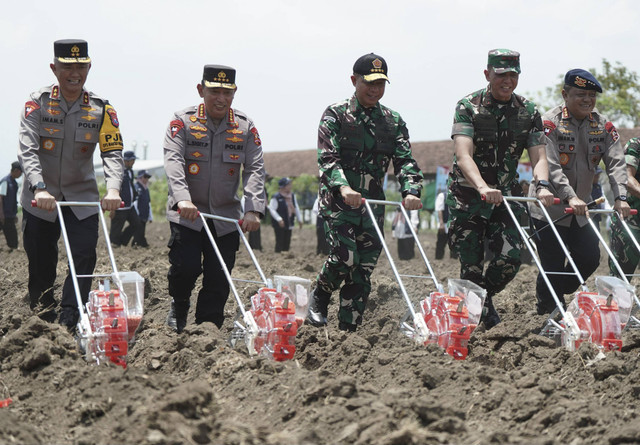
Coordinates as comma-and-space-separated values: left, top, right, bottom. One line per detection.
25, 101, 40, 118
170, 120, 184, 138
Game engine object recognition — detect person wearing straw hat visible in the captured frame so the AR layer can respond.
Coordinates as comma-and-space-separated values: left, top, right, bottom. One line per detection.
18, 39, 124, 328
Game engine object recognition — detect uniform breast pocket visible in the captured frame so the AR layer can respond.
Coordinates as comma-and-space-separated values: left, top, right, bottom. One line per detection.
473, 114, 498, 143
74, 129, 98, 160
557, 144, 576, 170
185, 149, 210, 181
185, 147, 210, 162
373, 133, 396, 154
589, 143, 604, 168
38, 137, 62, 157
511, 116, 530, 143
222, 148, 245, 165
339, 124, 364, 151
38, 126, 63, 157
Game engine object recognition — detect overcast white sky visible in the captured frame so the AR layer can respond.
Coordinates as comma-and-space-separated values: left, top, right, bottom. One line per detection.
3, 0, 640, 173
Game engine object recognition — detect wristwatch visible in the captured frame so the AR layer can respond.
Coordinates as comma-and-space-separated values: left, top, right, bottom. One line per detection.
615, 195, 627, 202
403, 188, 420, 198
29, 181, 47, 193
536, 180, 551, 190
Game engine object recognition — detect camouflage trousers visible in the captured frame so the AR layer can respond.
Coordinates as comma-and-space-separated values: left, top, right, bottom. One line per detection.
316, 215, 383, 325
448, 204, 523, 297
609, 215, 640, 278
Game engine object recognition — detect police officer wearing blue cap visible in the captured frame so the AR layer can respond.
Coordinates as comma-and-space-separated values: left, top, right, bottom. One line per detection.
528, 68, 630, 315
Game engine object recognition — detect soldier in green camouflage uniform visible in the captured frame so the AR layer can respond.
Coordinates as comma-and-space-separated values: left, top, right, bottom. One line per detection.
447, 49, 555, 329
609, 137, 640, 277
306, 53, 424, 332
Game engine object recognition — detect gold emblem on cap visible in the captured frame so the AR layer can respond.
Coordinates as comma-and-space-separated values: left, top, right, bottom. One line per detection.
575, 76, 587, 88
218, 71, 227, 78
372, 58, 383, 69
71, 45, 80, 57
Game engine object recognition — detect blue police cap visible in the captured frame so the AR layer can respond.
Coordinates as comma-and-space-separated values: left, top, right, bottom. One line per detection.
564, 69, 602, 93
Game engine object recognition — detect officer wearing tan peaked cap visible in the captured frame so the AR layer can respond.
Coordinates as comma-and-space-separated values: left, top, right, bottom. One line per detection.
163, 64, 266, 333
18, 39, 124, 328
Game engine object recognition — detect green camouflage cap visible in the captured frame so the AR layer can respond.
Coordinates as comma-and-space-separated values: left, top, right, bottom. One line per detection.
487, 49, 521, 74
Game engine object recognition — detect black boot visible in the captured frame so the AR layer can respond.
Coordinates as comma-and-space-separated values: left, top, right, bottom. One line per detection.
59, 307, 79, 332
481, 296, 501, 330
166, 300, 189, 333
306, 287, 331, 327
536, 294, 565, 315
338, 321, 357, 332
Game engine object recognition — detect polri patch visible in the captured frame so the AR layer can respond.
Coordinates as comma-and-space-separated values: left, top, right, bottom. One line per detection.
170, 120, 184, 138
25, 101, 40, 118
605, 121, 619, 142
250, 127, 261, 146
543, 119, 555, 136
